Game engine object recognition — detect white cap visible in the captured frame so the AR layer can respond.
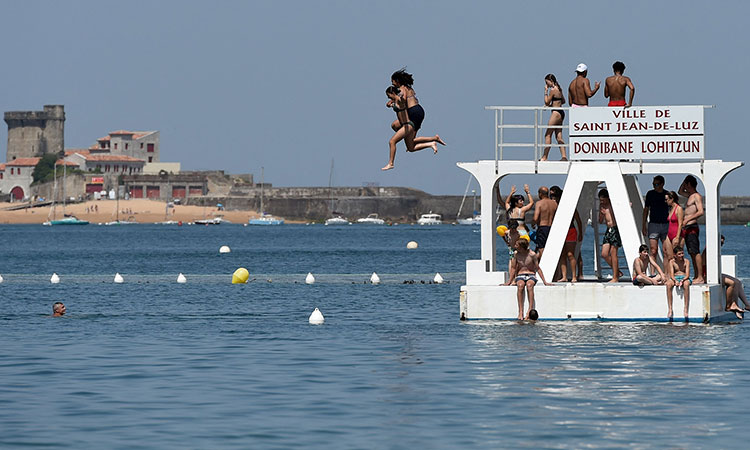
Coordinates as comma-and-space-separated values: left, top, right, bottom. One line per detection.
575, 63, 588, 73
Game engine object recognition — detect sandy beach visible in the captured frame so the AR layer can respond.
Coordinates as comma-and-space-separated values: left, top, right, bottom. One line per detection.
0, 199, 272, 224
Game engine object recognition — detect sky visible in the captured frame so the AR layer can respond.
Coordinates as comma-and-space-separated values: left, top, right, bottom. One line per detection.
0, 1, 748, 195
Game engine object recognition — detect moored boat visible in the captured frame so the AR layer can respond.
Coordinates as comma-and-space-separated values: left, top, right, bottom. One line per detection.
356, 213, 385, 225
417, 212, 442, 225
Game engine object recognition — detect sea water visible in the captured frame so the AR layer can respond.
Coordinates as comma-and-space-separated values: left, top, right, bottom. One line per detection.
1, 224, 749, 448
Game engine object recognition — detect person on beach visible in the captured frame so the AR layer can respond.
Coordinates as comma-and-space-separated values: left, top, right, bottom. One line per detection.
52, 302, 66, 317
382, 69, 446, 171
598, 188, 621, 282
663, 190, 684, 261
632, 244, 665, 286
532, 186, 556, 258
505, 184, 535, 236
542, 74, 567, 161
604, 61, 635, 107
568, 63, 600, 107
642, 175, 669, 262
665, 246, 692, 321
679, 175, 704, 283
505, 236, 551, 320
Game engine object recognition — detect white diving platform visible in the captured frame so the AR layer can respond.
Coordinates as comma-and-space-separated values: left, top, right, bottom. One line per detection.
458, 106, 743, 322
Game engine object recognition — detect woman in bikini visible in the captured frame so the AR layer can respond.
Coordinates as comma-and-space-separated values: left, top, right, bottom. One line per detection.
382, 69, 446, 171
541, 74, 567, 161
505, 184, 535, 236
663, 190, 684, 261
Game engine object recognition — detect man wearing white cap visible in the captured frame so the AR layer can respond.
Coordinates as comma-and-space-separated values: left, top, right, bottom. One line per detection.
568, 63, 600, 107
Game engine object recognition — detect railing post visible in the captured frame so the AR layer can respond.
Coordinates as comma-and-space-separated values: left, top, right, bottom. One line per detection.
495, 109, 499, 173
534, 108, 539, 163
499, 109, 504, 162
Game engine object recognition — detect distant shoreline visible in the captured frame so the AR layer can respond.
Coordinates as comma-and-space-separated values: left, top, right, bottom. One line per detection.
0, 199, 303, 225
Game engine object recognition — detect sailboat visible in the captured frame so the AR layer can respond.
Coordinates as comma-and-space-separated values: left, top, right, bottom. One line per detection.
105, 185, 137, 225
156, 202, 178, 225
248, 167, 284, 225
43, 160, 89, 226
456, 175, 481, 225
324, 159, 350, 226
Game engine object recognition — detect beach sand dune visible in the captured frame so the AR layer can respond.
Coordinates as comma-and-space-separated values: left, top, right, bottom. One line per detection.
0, 199, 268, 224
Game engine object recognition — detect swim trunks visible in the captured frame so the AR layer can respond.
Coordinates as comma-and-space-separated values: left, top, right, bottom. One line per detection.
515, 274, 537, 284
405, 104, 425, 132
674, 274, 692, 285
565, 226, 577, 242
535, 226, 551, 249
608, 100, 627, 107
603, 226, 622, 247
571, 104, 587, 108
682, 224, 700, 255
648, 222, 669, 241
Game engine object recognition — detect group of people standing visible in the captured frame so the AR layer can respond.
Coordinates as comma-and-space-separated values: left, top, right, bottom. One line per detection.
541, 61, 636, 161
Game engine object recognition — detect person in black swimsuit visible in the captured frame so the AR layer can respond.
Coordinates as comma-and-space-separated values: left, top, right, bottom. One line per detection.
382, 69, 446, 171
541, 73, 567, 161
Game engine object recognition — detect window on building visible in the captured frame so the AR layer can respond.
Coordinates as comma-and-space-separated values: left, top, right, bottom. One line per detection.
125, 143, 128, 150
0, 173, 3, 179
9, 168, 13, 175
114, 165, 119, 172
147, 143, 154, 153
140, 143, 144, 149
148, 157, 153, 162
18, 168, 21, 175
114, 143, 118, 150
105, 165, 110, 172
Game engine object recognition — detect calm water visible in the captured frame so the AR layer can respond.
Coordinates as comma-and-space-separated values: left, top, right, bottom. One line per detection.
2, 224, 750, 449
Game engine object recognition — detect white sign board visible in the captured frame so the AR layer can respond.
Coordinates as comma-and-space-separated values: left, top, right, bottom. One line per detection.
569, 106, 704, 160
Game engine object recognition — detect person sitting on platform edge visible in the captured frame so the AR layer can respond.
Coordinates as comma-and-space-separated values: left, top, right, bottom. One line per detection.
665, 245, 691, 322
708, 235, 747, 317
598, 188, 622, 282
679, 175, 704, 283
632, 244, 665, 286
505, 237, 552, 320
604, 61, 635, 108
568, 63, 600, 107
532, 186, 557, 259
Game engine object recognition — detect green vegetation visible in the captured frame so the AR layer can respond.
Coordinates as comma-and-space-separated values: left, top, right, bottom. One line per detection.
31, 154, 85, 185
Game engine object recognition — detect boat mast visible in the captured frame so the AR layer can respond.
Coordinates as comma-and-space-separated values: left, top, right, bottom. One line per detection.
260, 166, 264, 215
62, 161, 66, 216
49, 163, 57, 220
328, 158, 334, 212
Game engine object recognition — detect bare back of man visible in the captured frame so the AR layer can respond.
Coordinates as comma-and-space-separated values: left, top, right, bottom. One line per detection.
534, 198, 557, 227
568, 74, 599, 106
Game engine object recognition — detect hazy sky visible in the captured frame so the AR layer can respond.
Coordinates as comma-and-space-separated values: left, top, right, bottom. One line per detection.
1, 1, 747, 195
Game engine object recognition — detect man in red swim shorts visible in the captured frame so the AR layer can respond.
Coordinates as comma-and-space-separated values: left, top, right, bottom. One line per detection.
604, 61, 635, 107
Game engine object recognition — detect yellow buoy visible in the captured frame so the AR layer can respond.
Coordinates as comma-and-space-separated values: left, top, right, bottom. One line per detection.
496, 225, 508, 237
232, 267, 250, 284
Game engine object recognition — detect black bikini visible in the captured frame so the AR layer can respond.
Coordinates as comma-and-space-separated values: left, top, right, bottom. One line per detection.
549, 97, 565, 120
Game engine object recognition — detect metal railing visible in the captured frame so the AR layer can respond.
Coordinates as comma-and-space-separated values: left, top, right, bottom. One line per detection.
485, 105, 713, 172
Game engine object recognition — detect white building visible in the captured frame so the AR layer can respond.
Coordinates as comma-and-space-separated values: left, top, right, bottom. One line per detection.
0, 157, 78, 201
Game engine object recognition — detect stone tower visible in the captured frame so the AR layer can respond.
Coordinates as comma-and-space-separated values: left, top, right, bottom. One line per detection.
4, 105, 65, 161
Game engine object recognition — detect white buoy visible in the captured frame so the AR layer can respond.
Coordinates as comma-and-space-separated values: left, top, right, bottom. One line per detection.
219, 245, 231, 254
434, 273, 444, 284
0, 274, 4, 283
406, 241, 418, 249
308, 307, 325, 324
114, 273, 124, 283
50, 273, 60, 284
370, 272, 381, 284
305, 272, 316, 284
177, 273, 187, 283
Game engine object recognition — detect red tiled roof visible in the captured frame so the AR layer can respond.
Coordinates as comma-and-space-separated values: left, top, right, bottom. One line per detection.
65, 149, 90, 156
6, 157, 41, 166
132, 131, 155, 139
56, 160, 79, 167
97, 136, 111, 141
0, 163, 5, 171
109, 130, 135, 135
84, 154, 144, 163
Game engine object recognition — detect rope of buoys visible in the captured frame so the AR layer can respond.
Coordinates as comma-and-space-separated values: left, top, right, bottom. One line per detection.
232, 268, 249, 284
305, 273, 316, 284
50, 273, 60, 284
370, 272, 381, 284
114, 273, 124, 283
